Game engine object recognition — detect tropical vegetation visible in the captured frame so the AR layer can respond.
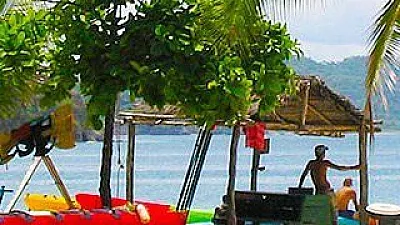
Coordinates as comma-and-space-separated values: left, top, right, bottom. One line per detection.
0, 9, 50, 118
0, 0, 301, 209
365, 0, 400, 106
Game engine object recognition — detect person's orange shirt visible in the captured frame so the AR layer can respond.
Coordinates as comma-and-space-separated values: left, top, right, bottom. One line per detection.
335, 186, 356, 211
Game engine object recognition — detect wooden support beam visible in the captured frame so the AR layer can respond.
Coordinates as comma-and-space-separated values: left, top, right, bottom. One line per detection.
124, 120, 194, 126
5, 157, 42, 213
307, 105, 333, 125
302, 125, 360, 132
264, 123, 360, 132
6, 156, 75, 213
359, 124, 369, 225
273, 112, 292, 124
118, 112, 179, 119
262, 123, 298, 130
43, 156, 75, 209
300, 81, 311, 126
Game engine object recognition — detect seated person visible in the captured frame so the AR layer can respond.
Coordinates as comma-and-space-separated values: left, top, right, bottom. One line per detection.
335, 178, 359, 218
214, 195, 229, 218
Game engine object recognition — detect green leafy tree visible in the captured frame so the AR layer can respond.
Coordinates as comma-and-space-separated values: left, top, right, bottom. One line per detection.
47, 0, 300, 208
46, 0, 204, 207
122, 2, 300, 125
46, 0, 135, 207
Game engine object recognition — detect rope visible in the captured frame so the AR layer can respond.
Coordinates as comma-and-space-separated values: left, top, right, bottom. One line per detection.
115, 123, 124, 198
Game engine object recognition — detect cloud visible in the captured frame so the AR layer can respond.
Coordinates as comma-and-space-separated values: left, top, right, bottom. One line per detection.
280, 0, 388, 60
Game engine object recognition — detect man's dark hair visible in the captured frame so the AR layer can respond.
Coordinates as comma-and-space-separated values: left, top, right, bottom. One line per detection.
314, 144, 328, 158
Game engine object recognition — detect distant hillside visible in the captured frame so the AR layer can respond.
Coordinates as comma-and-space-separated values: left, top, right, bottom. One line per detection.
289, 56, 400, 130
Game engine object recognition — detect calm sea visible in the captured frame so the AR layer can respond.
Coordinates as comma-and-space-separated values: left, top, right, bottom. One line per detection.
1, 132, 400, 212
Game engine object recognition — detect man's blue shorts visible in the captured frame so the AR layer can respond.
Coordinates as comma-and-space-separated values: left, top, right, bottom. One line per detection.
338, 210, 355, 219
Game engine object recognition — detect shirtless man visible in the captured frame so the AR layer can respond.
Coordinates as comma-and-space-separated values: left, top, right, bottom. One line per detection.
336, 178, 359, 218
298, 145, 360, 194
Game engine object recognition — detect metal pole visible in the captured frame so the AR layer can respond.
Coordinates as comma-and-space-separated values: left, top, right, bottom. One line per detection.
177, 125, 206, 210
186, 130, 212, 210
179, 127, 207, 210
126, 123, 136, 202
250, 149, 260, 191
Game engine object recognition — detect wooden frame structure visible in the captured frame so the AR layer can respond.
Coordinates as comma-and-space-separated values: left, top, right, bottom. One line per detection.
117, 75, 380, 225
4, 155, 75, 213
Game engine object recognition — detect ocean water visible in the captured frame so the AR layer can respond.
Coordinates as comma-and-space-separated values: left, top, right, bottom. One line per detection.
1, 132, 400, 212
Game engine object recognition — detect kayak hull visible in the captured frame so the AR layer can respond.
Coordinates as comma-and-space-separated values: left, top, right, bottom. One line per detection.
1, 194, 188, 225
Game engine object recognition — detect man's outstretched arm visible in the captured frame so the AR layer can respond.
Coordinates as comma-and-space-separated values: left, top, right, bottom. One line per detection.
327, 161, 360, 171
298, 162, 310, 187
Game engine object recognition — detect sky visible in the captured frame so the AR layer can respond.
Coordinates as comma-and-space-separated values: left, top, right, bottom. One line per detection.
282, 0, 388, 62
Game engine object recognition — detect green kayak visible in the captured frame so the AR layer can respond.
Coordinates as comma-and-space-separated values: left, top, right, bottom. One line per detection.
187, 209, 214, 224
186, 208, 361, 225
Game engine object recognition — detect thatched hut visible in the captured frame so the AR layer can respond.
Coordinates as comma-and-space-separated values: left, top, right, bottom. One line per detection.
118, 75, 380, 225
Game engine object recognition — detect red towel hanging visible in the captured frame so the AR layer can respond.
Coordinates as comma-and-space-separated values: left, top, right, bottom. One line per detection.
244, 122, 266, 152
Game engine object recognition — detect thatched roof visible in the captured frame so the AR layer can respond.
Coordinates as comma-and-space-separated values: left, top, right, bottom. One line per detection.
118, 76, 380, 137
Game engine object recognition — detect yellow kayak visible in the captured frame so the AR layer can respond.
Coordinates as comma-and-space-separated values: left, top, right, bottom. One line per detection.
24, 193, 80, 211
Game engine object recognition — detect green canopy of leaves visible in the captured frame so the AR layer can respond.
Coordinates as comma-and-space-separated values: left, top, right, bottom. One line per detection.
121, 0, 300, 125
46, 0, 300, 127
0, 9, 49, 118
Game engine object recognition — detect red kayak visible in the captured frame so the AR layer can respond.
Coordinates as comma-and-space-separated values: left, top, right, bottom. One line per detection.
0, 194, 188, 225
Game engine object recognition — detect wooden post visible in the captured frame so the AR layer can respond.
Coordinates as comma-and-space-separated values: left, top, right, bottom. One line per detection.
300, 81, 310, 127
227, 124, 240, 225
359, 124, 369, 225
43, 155, 74, 209
126, 123, 136, 202
250, 149, 260, 191
5, 157, 42, 212
6, 156, 75, 212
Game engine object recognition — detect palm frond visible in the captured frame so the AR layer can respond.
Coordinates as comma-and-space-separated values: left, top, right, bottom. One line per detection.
0, 0, 5, 12
366, 0, 400, 104
197, 0, 324, 56
197, 0, 261, 54
1, 0, 37, 15
258, 0, 325, 20
0, 0, 14, 15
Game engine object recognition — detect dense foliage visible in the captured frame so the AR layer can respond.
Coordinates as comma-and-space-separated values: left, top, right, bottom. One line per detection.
0, 0, 300, 207
120, 1, 300, 125
46, 0, 299, 126
0, 9, 49, 118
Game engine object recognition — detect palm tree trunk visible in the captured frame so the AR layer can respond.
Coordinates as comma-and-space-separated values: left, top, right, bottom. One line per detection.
99, 102, 116, 208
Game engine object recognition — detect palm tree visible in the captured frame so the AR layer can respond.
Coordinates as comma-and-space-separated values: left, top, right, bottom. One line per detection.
366, 0, 400, 105
361, 1, 400, 224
